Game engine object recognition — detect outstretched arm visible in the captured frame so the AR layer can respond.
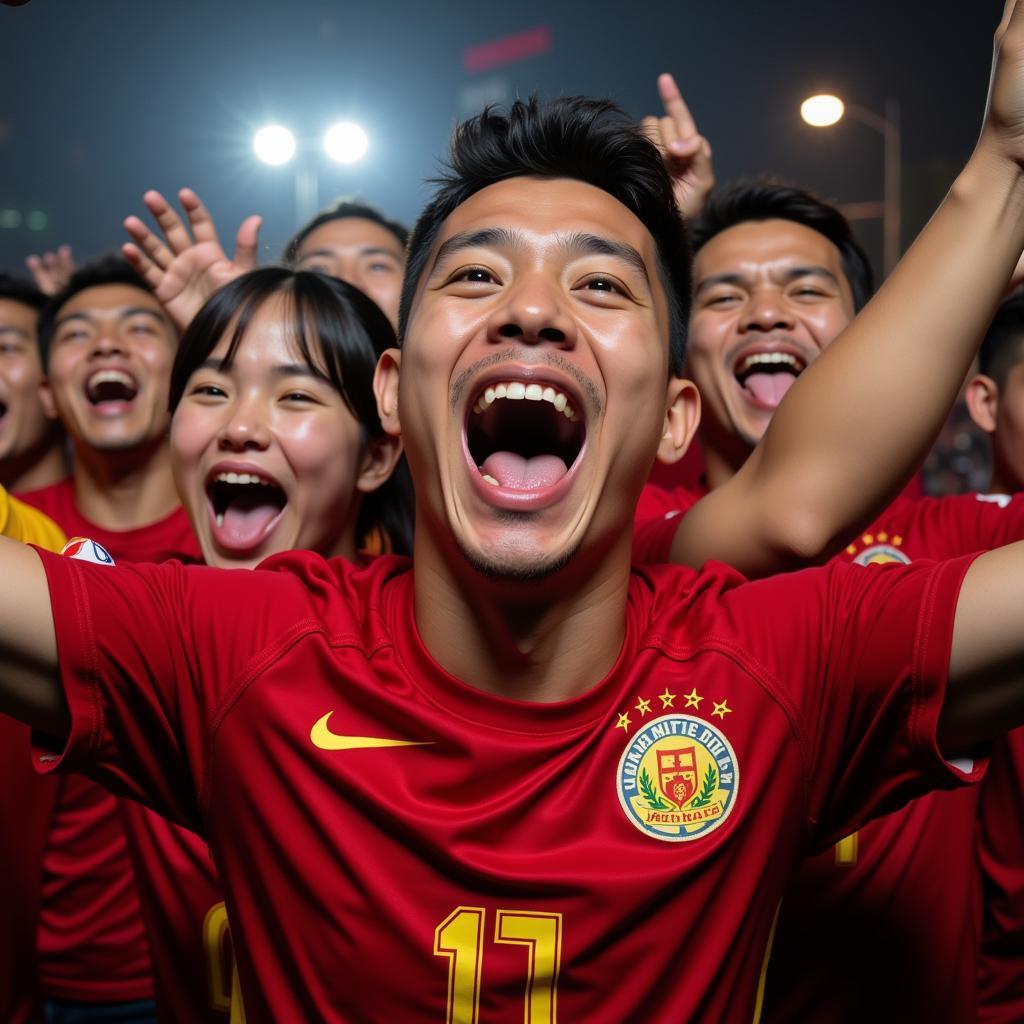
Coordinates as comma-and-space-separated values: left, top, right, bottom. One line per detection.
0, 537, 63, 735
122, 188, 261, 332
669, 1, 1024, 576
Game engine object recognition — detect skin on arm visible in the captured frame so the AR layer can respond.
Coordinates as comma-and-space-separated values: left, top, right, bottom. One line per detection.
668, 1, 1024, 577
0, 535, 64, 736
122, 188, 262, 333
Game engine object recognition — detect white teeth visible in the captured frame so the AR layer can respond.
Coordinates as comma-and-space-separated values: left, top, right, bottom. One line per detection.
737, 352, 803, 374
213, 471, 275, 487
215, 512, 224, 528
89, 369, 134, 386
481, 474, 499, 486
472, 381, 578, 419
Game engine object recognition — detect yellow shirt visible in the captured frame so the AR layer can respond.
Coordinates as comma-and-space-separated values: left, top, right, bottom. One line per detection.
0, 487, 66, 553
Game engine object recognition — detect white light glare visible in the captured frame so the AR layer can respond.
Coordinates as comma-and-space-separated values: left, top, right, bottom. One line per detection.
800, 94, 845, 128
253, 125, 297, 166
323, 122, 369, 164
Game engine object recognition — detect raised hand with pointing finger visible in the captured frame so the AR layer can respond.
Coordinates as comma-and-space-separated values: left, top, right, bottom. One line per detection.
122, 188, 261, 332
641, 73, 715, 221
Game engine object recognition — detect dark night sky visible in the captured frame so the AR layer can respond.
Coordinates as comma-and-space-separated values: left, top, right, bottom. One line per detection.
0, 1, 1002, 277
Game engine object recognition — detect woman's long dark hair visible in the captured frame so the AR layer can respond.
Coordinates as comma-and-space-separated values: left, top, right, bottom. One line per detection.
169, 267, 413, 556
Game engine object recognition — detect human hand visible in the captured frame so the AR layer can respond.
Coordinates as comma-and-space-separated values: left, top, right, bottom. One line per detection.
122, 188, 261, 332
641, 73, 715, 221
25, 244, 75, 295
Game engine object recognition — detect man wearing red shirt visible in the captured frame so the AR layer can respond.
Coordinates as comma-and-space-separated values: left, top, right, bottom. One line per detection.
5, 7, 1024, 1019
629, 145, 1024, 1024
16, 256, 200, 1023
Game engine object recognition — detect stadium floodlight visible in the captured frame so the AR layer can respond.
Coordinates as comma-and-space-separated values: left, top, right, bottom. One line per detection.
253, 124, 297, 166
323, 122, 369, 164
800, 94, 845, 128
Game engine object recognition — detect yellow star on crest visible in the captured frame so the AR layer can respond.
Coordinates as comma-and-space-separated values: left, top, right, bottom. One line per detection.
616, 712, 632, 732
634, 697, 652, 716
712, 700, 733, 720
659, 688, 677, 709
683, 688, 703, 709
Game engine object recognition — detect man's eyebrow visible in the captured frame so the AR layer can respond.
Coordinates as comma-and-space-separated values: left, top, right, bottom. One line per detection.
54, 306, 167, 329
694, 265, 842, 296
430, 228, 524, 272
298, 246, 402, 261
559, 232, 650, 285
781, 265, 841, 286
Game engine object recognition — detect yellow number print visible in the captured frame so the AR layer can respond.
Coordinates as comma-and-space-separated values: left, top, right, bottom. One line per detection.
835, 831, 859, 866
433, 906, 562, 1024
495, 910, 562, 1024
203, 901, 246, 1022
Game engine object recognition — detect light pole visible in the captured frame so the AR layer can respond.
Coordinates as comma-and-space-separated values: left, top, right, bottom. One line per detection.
253, 121, 369, 224
800, 94, 902, 277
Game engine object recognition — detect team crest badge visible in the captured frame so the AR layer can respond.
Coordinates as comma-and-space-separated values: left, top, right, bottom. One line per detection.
845, 531, 911, 566
61, 537, 115, 565
617, 714, 738, 842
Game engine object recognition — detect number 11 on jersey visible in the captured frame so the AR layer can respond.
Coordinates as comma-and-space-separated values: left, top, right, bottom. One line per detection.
434, 906, 563, 1023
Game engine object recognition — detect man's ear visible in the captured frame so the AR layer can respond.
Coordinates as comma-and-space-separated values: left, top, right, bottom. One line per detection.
374, 349, 402, 438
965, 373, 999, 434
38, 377, 58, 421
656, 377, 701, 465
355, 434, 404, 496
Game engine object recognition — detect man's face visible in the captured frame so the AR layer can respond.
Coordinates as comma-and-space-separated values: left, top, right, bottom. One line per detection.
46, 283, 177, 454
0, 298, 53, 465
687, 218, 855, 453
392, 176, 677, 581
294, 217, 405, 328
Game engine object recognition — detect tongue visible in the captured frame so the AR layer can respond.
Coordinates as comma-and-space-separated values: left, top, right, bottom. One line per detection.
742, 371, 798, 408
219, 491, 282, 545
481, 451, 568, 490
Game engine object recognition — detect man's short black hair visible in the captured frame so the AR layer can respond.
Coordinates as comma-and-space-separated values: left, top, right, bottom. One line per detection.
399, 96, 691, 377
36, 255, 156, 366
0, 274, 47, 314
283, 199, 409, 265
980, 291, 1024, 388
690, 180, 875, 313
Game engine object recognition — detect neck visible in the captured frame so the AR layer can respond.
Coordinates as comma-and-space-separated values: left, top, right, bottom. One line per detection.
701, 433, 750, 491
70, 437, 181, 531
413, 532, 633, 703
0, 430, 67, 494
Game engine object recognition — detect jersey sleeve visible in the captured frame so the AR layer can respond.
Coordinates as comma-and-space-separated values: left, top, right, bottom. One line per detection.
0, 486, 66, 552
722, 554, 985, 850
31, 548, 305, 830
977, 728, 1024, 1022
929, 493, 1024, 557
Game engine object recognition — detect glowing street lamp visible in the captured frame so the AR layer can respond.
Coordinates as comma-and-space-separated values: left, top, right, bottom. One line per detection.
252, 120, 369, 221
253, 125, 297, 167
323, 122, 369, 164
800, 93, 902, 276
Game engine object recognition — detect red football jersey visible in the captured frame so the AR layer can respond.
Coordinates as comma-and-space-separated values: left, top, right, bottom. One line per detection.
30, 547, 981, 1023
16, 478, 201, 1002
0, 716, 57, 1022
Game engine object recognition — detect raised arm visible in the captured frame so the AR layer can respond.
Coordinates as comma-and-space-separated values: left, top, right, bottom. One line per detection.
0, 536, 64, 736
670, 1, 1024, 576
122, 188, 261, 332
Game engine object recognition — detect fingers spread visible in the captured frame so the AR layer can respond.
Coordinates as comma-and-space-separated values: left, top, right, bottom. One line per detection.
121, 242, 165, 292
123, 215, 173, 271
143, 190, 193, 255
179, 188, 221, 246
658, 72, 698, 135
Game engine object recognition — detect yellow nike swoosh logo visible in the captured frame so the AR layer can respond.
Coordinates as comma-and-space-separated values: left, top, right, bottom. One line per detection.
310, 712, 434, 751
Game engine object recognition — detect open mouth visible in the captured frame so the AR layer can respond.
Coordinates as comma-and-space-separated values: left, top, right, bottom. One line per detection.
85, 369, 139, 408
206, 469, 287, 551
733, 350, 806, 409
0, 400, 8, 424
466, 380, 586, 494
